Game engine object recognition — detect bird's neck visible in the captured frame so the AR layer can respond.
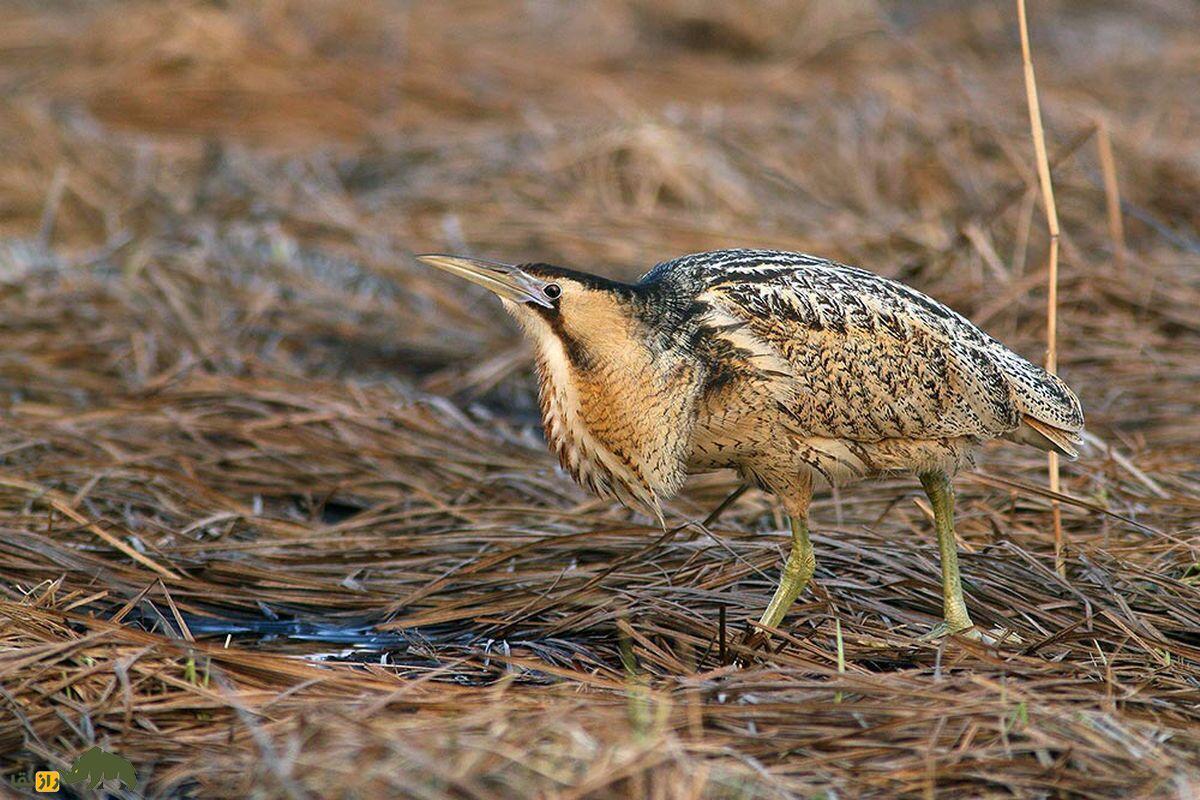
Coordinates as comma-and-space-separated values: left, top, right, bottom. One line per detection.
528, 313, 700, 518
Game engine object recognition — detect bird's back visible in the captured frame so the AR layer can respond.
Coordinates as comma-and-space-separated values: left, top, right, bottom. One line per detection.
639, 249, 1084, 457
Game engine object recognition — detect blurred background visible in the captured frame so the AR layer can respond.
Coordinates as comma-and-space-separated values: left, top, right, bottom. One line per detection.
3, 0, 1197, 407
2, 1, 1200, 798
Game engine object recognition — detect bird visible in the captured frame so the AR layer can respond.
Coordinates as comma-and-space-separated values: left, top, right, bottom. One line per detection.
416, 248, 1084, 641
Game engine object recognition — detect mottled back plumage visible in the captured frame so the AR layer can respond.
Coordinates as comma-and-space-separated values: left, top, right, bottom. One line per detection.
641, 249, 1083, 448
615, 249, 1082, 510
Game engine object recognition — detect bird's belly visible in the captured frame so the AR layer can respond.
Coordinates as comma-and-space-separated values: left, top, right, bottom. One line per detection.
787, 435, 979, 481
690, 420, 978, 483
688, 378, 979, 488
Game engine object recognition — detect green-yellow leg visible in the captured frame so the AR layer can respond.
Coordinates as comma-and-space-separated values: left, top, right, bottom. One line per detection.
758, 516, 815, 630
918, 470, 976, 636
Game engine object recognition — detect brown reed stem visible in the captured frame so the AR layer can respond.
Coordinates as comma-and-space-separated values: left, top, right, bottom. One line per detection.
1016, 0, 1065, 575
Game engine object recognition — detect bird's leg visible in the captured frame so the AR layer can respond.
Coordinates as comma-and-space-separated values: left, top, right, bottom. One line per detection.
757, 514, 815, 631
918, 470, 976, 636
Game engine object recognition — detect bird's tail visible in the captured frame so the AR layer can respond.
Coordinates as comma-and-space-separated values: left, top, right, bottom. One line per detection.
1004, 415, 1082, 460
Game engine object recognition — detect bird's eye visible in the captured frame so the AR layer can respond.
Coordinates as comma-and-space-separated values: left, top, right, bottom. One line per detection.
543, 283, 562, 300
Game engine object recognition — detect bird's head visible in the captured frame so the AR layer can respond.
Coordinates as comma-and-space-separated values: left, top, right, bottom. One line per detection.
415, 254, 639, 364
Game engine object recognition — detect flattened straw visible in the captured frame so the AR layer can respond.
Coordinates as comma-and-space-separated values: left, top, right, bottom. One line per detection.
701, 483, 749, 527
1016, 0, 1065, 575
0, 475, 182, 580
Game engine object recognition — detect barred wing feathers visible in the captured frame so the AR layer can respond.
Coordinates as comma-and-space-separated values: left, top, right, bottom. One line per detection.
646, 250, 1084, 457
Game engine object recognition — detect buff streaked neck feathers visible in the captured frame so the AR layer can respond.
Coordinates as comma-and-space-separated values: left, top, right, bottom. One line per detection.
501, 284, 702, 522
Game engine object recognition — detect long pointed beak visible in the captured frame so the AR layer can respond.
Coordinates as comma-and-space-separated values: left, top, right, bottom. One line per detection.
415, 254, 553, 308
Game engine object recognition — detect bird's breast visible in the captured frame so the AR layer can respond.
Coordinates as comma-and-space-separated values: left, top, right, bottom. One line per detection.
531, 333, 700, 517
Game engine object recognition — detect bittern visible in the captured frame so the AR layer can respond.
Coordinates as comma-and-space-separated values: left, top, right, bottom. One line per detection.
417, 249, 1084, 639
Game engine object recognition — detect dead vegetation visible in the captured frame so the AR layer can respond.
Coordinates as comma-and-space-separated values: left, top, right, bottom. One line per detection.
1, 1, 1199, 797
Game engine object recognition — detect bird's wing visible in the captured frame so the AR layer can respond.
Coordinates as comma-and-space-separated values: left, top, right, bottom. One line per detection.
688, 253, 1082, 446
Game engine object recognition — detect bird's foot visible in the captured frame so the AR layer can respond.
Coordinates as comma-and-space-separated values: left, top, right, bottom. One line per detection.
987, 626, 1024, 645
918, 622, 1023, 646
731, 625, 778, 665
918, 621, 984, 642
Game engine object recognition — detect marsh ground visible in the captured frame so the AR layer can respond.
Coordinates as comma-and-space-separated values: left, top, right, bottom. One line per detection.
1, 1, 1199, 797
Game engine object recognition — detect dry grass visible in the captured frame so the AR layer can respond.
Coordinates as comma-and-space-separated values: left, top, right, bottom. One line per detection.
1, 1, 1200, 797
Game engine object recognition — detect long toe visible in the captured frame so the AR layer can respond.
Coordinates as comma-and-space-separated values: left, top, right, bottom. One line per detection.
918, 624, 1030, 646
917, 622, 984, 642
985, 626, 1024, 646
